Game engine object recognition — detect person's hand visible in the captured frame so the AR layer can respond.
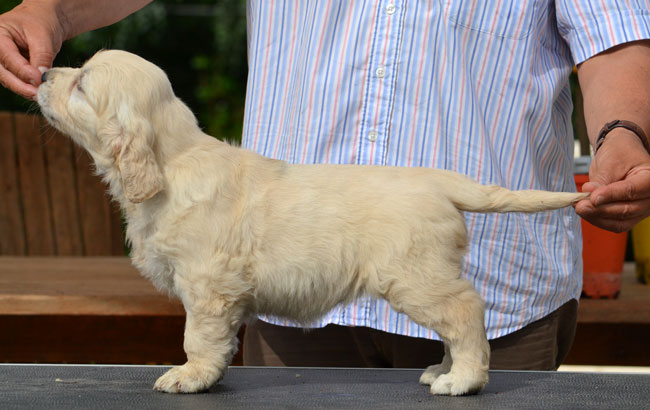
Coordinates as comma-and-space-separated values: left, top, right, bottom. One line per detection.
0, 2, 64, 100
575, 130, 650, 233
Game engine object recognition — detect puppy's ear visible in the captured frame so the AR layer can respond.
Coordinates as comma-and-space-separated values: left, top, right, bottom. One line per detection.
115, 117, 164, 203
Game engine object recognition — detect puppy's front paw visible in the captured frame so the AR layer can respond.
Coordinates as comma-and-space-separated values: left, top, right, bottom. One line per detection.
154, 363, 222, 393
429, 370, 487, 396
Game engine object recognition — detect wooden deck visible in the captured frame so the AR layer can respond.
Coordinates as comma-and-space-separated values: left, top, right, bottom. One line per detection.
0, 257, 183, 316
565, 263, 650, 366
0, 257, 186, 364
0, 256, 647, 366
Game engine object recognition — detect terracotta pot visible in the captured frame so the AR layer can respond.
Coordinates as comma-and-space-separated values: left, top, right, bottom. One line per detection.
575, 174, 627, 299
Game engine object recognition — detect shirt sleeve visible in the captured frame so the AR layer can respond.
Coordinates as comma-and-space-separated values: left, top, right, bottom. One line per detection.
555, 1, 650, 64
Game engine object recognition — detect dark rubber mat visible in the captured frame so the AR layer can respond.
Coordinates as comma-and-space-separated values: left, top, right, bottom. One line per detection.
1, 365, 649, 410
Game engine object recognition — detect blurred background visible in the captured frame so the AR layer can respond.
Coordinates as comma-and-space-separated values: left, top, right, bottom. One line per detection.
0, 1, 591, 149
0, 0, 248, 142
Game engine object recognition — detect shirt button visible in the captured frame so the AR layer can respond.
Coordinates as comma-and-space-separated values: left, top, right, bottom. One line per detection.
368, 131, 378, 142
385, 3, 396, 15
375, 66, 386, 78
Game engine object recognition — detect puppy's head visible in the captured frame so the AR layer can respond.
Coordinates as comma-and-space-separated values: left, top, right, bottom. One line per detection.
38, 50, 168, 203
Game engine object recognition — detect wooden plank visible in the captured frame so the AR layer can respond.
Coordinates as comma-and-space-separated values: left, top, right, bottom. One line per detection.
0, 112, 26, 255
42, 125, 84, 255
0, 316, 246, 365
566, 323, 650, 366
0, 315, 186, 364
577, 264, 650, 324
14, 113, 55, 255
565, 263, 650, 366
73, 145, 116, 255
0, 257, 184, 316
0, 256, 247, 365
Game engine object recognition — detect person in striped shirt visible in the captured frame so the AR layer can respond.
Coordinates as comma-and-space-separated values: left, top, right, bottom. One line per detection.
2, 1, 649, 370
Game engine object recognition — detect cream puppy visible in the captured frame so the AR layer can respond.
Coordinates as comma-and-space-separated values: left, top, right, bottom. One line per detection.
37, 50, 587, 396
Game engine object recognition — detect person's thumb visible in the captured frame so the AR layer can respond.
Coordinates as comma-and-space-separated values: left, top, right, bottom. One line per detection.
27, 38, 57, 84
581, 166, 612, 194
581, 178, 606, 194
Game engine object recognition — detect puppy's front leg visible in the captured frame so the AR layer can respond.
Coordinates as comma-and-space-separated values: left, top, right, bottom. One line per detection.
154, 307, 243, 393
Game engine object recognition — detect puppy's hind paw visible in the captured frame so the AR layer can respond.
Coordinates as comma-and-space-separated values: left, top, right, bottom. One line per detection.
153, 363, 221, 394
419, 364, 449, 386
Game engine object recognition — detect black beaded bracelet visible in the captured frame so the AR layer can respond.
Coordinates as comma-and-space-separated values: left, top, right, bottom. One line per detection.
595, 120, 650, 154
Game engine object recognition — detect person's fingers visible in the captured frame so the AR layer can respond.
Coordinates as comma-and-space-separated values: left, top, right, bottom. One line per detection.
587, 168, 650, 207
578, 195, 650, 219
0, 58, 37, 99
578, 211, 646, 233
26, 35, 56, 84
576, 172, 650, 233
0, 33, 41, 87
580, 180, 602, 193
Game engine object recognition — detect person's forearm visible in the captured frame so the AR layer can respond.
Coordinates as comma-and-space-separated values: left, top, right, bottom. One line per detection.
26, 0, 153, 40
574, 40, 650, 233
577, 40, 650, 149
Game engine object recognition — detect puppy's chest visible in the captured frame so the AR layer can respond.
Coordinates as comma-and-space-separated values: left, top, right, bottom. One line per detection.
131, 242, 177, 295
127, 219, 178, 295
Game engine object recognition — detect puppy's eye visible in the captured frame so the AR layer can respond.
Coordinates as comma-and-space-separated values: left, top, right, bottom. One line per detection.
73, 72, 87, 95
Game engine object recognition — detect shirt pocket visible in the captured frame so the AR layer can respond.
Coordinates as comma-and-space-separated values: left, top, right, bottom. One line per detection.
444, 0, 537, 40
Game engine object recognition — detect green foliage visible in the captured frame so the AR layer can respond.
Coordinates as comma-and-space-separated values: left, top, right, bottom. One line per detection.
0, 0, 248, 141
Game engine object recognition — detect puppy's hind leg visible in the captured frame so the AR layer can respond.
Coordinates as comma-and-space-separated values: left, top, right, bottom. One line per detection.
388, 277, 489, 396
419, 343, 451, 386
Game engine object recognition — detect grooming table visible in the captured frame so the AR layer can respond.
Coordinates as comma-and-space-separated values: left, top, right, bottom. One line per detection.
1, 365, 648, 410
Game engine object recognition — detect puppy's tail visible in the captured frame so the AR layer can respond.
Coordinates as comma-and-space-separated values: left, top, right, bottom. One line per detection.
435, 170, 589, 213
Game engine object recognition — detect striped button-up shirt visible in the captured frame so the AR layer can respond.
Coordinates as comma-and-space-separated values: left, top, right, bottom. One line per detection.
242, 0, 650, 339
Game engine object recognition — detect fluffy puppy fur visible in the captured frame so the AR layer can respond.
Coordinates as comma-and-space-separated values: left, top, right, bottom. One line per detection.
37, 50, 587, 396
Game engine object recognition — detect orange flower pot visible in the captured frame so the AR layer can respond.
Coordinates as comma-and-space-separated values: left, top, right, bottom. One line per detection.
575, 174, 628, 299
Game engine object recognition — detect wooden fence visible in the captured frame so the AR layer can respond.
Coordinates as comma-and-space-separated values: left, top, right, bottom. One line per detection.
0, 111, 124, 256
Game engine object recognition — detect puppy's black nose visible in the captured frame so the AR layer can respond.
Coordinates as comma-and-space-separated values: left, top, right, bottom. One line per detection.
41, 71, 48, 83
